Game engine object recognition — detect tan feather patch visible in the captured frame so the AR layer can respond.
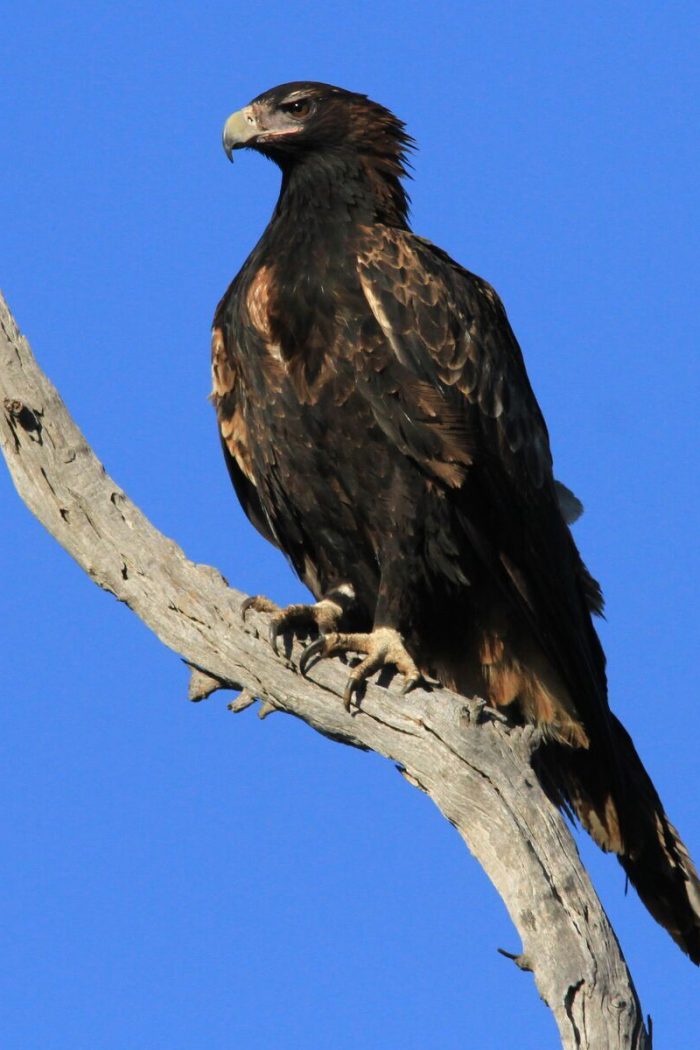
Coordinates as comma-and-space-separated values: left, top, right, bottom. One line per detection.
210, 327, 255, 485
219, 411, 255, 483
439, 620, 590, 750
246, 265, 275, 340
211, 326, 235, 400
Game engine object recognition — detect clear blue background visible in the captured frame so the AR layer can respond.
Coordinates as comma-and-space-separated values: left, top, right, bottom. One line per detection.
2, 3, 699, 1047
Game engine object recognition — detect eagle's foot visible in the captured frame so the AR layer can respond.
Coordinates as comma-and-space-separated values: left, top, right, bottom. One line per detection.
299, 627, 421, 711
241, 592, 347, 655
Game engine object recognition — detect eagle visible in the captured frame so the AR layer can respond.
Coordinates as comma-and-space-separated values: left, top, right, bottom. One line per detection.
212, 81, 700, 961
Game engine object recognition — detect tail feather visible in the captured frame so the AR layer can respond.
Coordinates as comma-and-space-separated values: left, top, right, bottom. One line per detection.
539, 714, 700, 964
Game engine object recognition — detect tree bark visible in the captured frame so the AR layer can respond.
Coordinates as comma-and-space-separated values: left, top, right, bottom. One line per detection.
0, 292, 651, 1048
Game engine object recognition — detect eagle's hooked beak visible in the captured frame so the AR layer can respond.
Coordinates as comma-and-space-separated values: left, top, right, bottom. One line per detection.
222, 106, 260, 162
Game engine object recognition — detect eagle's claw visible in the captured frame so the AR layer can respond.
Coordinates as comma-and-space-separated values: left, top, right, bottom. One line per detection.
299, 627, 421, 711
269, 619, 284, 655
243, 593, 347, 657
299, 636, 327, 676
243, 596, 421, 708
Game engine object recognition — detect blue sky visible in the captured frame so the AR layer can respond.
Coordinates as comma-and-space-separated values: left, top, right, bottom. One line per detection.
2, 2, 699, 1047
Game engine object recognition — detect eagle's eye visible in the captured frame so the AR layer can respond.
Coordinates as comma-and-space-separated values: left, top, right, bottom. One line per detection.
280, 98, 312, 118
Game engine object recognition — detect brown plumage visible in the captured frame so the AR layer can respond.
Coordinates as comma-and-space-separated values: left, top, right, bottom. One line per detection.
212, 81, 700, 961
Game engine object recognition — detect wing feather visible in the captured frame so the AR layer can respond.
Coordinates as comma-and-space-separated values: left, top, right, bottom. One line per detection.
357, 228, 553, 490
354, 226, 610, 739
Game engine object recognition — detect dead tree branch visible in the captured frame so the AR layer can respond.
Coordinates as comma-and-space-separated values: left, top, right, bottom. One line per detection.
0, 292, 651, 1048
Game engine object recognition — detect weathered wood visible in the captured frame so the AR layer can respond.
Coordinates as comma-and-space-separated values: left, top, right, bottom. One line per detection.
0, 292, 651, 1048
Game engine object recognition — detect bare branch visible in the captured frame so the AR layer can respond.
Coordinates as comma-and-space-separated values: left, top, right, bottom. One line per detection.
0, 292, 651, 1048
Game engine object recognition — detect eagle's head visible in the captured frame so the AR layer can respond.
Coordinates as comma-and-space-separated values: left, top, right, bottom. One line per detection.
222, 81, 413, 178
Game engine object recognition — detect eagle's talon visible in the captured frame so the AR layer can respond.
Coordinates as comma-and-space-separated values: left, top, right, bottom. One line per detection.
343, 663, 374, 710
343, 676, 361, 711
269, 620, 282, 655
401, 674, 421, 695
299, 635, 327, 675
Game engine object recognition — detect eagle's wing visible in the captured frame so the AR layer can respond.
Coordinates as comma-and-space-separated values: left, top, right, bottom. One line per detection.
355, 228, 554, 492
212, 288, 334, 600
211, 323, 280, 550
354, 226, 607, 726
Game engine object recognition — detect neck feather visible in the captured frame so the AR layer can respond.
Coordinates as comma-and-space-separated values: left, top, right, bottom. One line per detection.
273, 149, 410, 229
